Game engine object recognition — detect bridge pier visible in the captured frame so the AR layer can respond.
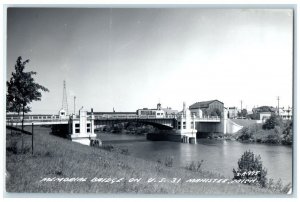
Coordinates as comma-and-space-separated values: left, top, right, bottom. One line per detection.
175, 102, 197, 144
69, 109, 98, 146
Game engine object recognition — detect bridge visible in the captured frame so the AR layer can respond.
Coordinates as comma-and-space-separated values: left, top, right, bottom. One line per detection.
6, 111, 224, 145
6, 114, 221, 128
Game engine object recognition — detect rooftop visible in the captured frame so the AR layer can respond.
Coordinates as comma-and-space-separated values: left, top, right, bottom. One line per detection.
189, 100, 224, 109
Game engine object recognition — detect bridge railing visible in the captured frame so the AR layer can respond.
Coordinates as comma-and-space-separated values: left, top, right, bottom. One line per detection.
197, 116, 220, 120
6, 114, 221, 123
94, 115, 161, 119
6, 115, 69, 124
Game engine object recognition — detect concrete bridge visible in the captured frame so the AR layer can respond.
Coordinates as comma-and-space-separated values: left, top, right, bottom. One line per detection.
6, 114, 220, 128
7, 108, 236, 145
93, 114, 220, 130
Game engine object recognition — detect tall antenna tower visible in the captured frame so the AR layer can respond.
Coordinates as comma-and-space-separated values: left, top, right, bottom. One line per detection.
62, 80, 68, 115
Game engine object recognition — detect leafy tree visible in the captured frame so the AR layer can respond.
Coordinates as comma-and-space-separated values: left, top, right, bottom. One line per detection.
7, 56, 49, 130
262, 114, 283, 130
238, 109, 248, 118
233, 150, 268, 187
237, 127, 252, 141
282, 121, 293, 145
241, 109, 248, 117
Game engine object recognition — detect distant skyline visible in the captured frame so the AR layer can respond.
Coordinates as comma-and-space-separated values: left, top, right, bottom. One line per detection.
6, 8, 293, 114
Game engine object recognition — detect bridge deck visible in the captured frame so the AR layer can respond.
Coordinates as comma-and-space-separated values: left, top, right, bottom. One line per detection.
6, 114, 220, 126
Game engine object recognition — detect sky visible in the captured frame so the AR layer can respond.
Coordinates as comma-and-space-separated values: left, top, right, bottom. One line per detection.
6, 8, 293, 114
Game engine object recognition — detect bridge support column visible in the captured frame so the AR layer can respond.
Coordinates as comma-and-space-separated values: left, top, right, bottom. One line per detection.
222, 107, 228, 134
69, 109, 97, 146
176, 102, 197, 144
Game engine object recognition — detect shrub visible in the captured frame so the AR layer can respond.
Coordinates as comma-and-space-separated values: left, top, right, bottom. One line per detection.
238, 127, 252, 141
263, 114, 283, 130
267, 178, 292, 193
233, 150, 268, 187
282, 121, 293, 145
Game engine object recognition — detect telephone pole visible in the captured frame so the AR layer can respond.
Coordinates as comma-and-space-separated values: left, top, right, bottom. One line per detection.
74, 96, 76, 115
62, 80, 68, 115
240, 100, 243, 111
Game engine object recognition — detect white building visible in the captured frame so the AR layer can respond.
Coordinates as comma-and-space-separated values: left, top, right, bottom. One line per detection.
228, 107, 238, 119
259, 112, 272, 122
279, 107, 293, 120
136, 103, 166, 118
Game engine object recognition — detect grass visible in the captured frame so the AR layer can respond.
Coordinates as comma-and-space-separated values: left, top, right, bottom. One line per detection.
5, 126, 285, 194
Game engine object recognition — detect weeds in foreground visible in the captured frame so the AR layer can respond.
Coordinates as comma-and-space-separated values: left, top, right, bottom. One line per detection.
267, 178, 292, 194
100, 144, 130, 155
101, 144, 114, 152
7, 139, 31, 155
185, 160, 204, 172
164, 156, 174, 167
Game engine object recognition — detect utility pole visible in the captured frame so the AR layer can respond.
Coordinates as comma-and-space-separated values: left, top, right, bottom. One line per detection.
31, 123, 34, 155
277, 96, 280, 116
240, 100, 243, 111
62, 80, 68, 115
74, 96, 76, 115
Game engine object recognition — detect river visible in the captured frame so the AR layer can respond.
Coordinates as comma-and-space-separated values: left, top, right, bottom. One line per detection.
96, 132, 293, 185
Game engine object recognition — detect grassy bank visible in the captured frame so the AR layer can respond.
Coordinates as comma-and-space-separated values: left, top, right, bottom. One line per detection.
6, 126, 284, 194
234, 120, 292, 145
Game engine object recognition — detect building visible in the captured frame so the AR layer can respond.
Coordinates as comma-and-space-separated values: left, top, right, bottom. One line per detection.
259, 112, 272, 122
279, 107, 293, 120
189, 100, 224, 117
162, 107, 178, 117
252, 106, 276, 114
228, 107, 238, 119
136, 103, 166, 118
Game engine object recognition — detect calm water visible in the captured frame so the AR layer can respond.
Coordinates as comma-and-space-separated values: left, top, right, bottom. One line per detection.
97, 132, 293, 185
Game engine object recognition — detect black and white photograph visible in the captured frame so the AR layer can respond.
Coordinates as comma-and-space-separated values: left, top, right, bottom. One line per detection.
3, 4, 295, 197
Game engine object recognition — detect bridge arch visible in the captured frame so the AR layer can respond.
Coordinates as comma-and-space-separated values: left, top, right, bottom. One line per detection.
94, 119, 175, 130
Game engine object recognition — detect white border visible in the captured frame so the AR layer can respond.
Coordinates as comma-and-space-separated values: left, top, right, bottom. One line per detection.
0, 1, 299, 201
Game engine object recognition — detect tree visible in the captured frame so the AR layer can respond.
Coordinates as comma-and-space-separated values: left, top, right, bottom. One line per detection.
282, 121, 293, 145
238, 109, 248, 118
233, 150, 268, 187
7, 56, 49, 131
262, 114, 283, 130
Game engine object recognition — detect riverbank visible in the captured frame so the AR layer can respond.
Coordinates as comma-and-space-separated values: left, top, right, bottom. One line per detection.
6, 126, 287, 194
233, 120, 292, 145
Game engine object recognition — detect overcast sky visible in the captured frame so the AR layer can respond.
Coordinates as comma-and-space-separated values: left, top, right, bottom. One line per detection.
6, 8, 293, 114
